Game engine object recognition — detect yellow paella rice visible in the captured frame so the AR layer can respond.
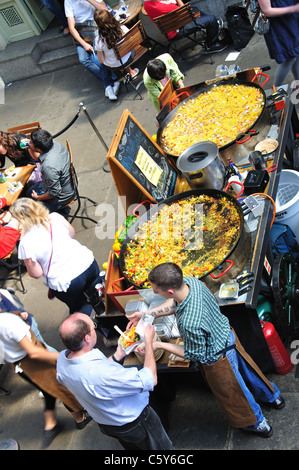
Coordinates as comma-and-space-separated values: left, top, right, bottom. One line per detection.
123, 195, 241, 287
160, 84, 264, 155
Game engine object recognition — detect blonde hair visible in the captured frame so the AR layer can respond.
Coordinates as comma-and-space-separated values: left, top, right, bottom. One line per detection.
10, 198, 50, 233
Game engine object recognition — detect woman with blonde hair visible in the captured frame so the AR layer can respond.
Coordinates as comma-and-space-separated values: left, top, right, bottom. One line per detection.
10, 198, 101, 315
93, 9, 139, 79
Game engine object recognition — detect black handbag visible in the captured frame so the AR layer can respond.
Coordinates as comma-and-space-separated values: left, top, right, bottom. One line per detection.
225, 6, 255, 51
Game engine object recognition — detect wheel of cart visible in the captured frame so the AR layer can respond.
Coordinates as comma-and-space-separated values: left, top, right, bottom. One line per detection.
271, 253, 299, 343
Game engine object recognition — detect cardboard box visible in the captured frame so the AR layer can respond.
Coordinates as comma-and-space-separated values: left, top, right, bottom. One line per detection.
105, 250, 145, 314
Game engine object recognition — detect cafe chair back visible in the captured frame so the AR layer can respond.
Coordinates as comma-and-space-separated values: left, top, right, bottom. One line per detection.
111, 20, 149, 99
64, 139, 98, 226
0, 251, 26, 294
0, 364, 11, 396
158, 78, 174, 110
7, 122, 41, 137
153, 3, 213, 62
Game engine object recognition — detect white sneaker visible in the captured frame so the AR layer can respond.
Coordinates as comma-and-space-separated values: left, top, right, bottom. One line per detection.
113, 81, 120, 96
105, 86, 117, 101
242, 418, 273, 438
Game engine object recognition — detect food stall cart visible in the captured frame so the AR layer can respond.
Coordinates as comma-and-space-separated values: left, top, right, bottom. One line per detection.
101, 68, 299, 374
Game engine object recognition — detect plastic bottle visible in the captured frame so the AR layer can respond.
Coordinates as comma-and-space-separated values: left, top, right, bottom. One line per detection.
19, 138, 30, 149
120, 0, 128, 12
106, 3, 116, 15
228, 158, 243, 181
93, 283, 105, 316
0, 172, 7, 183
215, 65, 229, 78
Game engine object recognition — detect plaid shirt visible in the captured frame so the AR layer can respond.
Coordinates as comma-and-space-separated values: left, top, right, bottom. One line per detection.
174, 277, 230, 364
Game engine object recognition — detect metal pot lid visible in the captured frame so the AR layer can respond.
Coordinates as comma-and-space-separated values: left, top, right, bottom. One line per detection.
176, 141, 219, 172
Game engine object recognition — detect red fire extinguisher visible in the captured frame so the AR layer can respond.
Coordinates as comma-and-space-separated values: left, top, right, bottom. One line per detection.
260, 321, 293, 375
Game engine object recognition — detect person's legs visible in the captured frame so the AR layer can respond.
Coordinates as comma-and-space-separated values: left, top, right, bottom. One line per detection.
50, 259, 100, 314
99, 405, 174, 450
291, 56, 299, 82
226, 347, 265, 426
41, 0, 68, 29
76, 46, 115, 88
274, 56, 298, 87
192, 10, 219, 46
177, 6, 227, 52
19, 371, 57, 429
226, 330, 281, 435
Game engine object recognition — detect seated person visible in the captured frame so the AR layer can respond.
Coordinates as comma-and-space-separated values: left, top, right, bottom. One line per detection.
65, 0, 120, 101
0, 287, 56, 352
143, 0, 228, 53
0, 131, 37, 168
27, 129, 76, 214
143, 53, 185, 111
0, 208, 21, 259
93, 10, 139, 79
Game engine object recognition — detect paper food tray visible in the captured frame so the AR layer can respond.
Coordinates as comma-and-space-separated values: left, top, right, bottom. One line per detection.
8, 181, 23, 193
119, 337, 142, 355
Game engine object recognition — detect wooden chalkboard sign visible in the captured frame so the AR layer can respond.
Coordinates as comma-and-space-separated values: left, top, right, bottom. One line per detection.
107, 110, 181, 211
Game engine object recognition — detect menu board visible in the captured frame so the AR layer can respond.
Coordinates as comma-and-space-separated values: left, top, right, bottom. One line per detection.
108, 110, 177, 202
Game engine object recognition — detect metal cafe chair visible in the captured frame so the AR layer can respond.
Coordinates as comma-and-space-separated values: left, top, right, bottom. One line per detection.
0, 365, 11, 396
65, 139, 98, 225
0, 250, 27, 294
110, 20, 150, 99
153, 3, 214, 63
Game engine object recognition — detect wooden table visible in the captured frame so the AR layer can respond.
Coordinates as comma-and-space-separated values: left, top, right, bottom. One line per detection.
114, 0, 142, 24
0, 165, 35, 206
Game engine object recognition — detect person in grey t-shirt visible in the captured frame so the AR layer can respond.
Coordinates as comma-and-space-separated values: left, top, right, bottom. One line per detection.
28, 129, 76, 215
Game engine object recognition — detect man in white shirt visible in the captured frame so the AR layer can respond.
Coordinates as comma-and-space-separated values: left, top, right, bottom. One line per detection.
64, 0, 120, 100
57, 313, 174, 449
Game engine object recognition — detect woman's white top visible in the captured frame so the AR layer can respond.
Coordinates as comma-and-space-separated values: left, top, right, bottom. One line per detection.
0, 313, 31, 364
94, 25, 131, 68
18, 212, 94, 292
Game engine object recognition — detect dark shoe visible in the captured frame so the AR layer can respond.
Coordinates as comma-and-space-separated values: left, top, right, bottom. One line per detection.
43, 423, 62, 448
268, 395, 285, 410
207, 42, 229, 53
242, 418, 273, 438
76, 410, 93, 430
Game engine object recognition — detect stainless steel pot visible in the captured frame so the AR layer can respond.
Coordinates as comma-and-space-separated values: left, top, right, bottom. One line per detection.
176, 141, 228, 190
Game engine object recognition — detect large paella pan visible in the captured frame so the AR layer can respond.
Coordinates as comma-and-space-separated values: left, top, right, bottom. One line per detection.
157, 74, 270, 160
120, 189, 250, 289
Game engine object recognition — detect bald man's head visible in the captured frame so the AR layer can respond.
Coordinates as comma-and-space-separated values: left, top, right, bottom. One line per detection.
59, 313, 94, 351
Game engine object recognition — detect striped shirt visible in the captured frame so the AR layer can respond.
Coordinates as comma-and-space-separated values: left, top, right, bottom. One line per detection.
174, 277, 230, 364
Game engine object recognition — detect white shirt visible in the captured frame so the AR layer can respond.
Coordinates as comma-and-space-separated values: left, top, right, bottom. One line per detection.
57, 348, 154, 426
18, 212, 94, 292
94, 25, 131, 67
64, 0, 97, 22
0, 313, 31, 364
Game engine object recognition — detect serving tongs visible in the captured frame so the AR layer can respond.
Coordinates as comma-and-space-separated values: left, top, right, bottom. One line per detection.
236, 272, 254, 295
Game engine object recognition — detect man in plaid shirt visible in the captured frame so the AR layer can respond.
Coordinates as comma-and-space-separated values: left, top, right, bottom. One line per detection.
127, 262, 284, 438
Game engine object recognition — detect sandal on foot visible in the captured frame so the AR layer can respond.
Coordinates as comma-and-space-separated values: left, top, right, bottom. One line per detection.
76, 410, 93, 430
